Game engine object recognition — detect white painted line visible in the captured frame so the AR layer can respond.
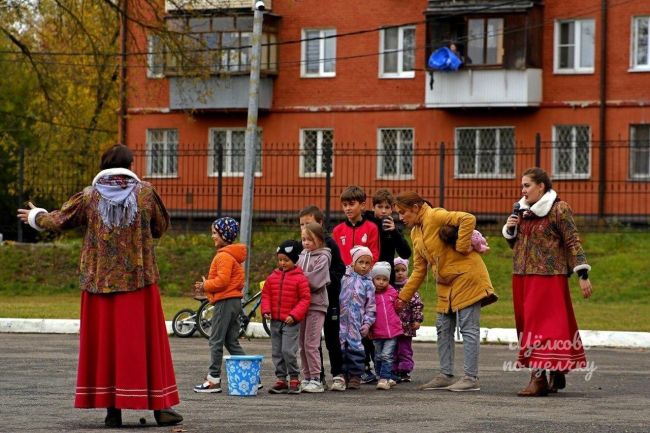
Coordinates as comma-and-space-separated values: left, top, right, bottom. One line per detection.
1, 318, 648, 349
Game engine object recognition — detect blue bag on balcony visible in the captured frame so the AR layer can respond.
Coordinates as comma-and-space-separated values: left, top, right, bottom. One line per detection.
428, 47, 462, 71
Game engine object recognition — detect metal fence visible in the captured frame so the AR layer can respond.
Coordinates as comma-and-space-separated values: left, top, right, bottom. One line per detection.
3, 139, 649, 241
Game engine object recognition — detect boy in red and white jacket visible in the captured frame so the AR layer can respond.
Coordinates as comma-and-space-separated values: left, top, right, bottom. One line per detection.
262, 240, 311, 394
332, 185, 380, 383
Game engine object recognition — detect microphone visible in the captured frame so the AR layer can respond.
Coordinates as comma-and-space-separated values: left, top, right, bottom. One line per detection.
507, 202, 521, 235
511, 202, 521, 217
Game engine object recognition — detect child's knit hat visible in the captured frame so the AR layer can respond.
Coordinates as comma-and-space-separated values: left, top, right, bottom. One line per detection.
213, 217, 239, 244
277, 240, 303, 264
350, 245, 373, 264
393, 257, 409, 270
371, 261, 391, 279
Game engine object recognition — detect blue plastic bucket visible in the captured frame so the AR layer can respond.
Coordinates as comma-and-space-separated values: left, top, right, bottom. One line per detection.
224, 355, 264, 396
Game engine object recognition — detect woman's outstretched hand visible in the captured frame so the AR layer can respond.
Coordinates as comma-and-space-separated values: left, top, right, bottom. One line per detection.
394, 298, 406, 312
17, 202, 37, 223
579, 278, 593, 299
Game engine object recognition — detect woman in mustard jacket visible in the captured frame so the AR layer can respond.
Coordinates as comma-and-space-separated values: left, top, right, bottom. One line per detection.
395, 191, 496, 392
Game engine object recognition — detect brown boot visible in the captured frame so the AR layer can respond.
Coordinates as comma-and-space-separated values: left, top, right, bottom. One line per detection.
517, 370, 549, 397
548, 371, 566, 393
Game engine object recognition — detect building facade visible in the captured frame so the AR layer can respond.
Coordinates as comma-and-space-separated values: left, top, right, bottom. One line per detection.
124, 0, 650, 221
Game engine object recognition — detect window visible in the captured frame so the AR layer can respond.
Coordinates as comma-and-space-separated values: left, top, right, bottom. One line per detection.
377, 129, 414, 179
467, 18, 504, 65
147, 34, 164, 78
146, 129, 178, 177
456, 127, 515, 178
300, 129, 333, 177
632, 16, 650, 70
208, 129, 262, 177
301, 29, 336, 77
380, 26, 415, 78
553, 125, 591, 179
163, 16, 277, 76
630, 125, 650, 179
554, 19, 595, 73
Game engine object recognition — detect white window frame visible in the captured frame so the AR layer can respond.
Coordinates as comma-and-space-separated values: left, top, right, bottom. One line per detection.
630, 124, 650, 180
146, 129, 178, 178
376, 128, 415, 180
552, 125, 592, 179
207, 128, 262, 178
147, 34, 164, 79
631, 16, 650, 71
454, 127, 515, 179
301, 28, 336, 78
379, 26, 416, 78
299, 129, 334, 178
554, 19, 596, 74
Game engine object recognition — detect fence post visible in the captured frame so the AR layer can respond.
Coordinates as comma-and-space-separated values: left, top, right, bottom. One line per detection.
439, 142, 445, 208
535, 133, 541, 167
217, 140, 223, 218
16, 142, 25, 242
324, 144, 332, 230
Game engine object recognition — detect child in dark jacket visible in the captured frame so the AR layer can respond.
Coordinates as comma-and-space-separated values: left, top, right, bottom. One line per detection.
392, 257, 424, 382
262, 240, 311, 394
369, 261, 403, 390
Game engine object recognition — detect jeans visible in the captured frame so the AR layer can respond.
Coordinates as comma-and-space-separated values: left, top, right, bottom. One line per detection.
436, 302, 481, 378
373, 338, 397, 380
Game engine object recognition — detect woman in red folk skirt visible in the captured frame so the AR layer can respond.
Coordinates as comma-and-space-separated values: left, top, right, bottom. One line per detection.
18, 144, 182, 427
502, 167, 593, 397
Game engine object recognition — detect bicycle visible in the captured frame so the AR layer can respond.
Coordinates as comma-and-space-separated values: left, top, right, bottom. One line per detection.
171, 283, 271, 339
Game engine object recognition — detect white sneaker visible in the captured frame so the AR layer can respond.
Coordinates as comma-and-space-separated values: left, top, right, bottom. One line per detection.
302, 380, 325, 393
330, 376, 346, 392
388, 379, 397, 387
376, 379, 390, 390
300, 379, 310, 391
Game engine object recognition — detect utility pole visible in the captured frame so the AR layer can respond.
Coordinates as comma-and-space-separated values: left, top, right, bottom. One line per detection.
240, 1, 265, 297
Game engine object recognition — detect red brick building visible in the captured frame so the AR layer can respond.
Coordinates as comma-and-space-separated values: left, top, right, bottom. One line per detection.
124, 0, 650, 221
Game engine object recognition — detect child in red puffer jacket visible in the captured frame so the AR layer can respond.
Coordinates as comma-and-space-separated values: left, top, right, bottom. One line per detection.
262, 240, 311, 394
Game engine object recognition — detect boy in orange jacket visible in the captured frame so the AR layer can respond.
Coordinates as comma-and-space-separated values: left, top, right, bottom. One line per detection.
193, 217, 248, 393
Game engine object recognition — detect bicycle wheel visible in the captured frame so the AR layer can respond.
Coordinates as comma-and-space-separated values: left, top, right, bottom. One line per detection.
238, 310, 250, 338
197, 301, 213, 339
171, 308, 197, 338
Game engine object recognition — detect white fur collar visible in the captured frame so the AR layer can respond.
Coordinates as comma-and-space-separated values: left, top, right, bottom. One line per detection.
518, 189, 557, 217
92, 168, 140, 186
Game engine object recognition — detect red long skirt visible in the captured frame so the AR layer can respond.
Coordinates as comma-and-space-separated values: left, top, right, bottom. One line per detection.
512, 275, 587, 372
74, 284, 180, 410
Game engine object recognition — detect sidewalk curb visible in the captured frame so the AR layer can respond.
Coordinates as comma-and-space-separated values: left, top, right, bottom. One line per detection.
1, 318, 648, 349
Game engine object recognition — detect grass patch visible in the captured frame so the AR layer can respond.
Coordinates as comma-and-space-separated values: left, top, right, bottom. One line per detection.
0, 229, 649, 331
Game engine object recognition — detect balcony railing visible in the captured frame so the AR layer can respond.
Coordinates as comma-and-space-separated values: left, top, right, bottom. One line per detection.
425, 68, 542, 108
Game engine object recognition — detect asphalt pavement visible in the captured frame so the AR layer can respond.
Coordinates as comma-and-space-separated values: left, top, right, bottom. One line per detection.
1, 334, 648, 433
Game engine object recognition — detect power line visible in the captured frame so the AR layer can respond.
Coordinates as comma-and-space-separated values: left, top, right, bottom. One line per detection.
0, 0, 635, 72
0, 0, 534, 58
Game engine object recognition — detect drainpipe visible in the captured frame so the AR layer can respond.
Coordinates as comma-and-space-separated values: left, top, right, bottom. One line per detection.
119, 0, 128, 145
597, 0, 607, 219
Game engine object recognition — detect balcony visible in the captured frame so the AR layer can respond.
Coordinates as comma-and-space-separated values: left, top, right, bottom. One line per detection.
165, 0, 273, 11
424, 68, 542, 108
169, 75, 273, 110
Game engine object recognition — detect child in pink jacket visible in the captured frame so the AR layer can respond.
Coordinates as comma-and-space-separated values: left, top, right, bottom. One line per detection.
369, 261, 403, 390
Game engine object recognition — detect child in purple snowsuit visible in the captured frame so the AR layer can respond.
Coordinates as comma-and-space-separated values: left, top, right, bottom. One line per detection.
393, 257, 424, 382
335, 246, 376, 391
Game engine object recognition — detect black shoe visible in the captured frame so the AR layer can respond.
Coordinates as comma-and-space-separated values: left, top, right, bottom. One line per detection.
154, 408, 183, 426
104, 408, 122, 428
